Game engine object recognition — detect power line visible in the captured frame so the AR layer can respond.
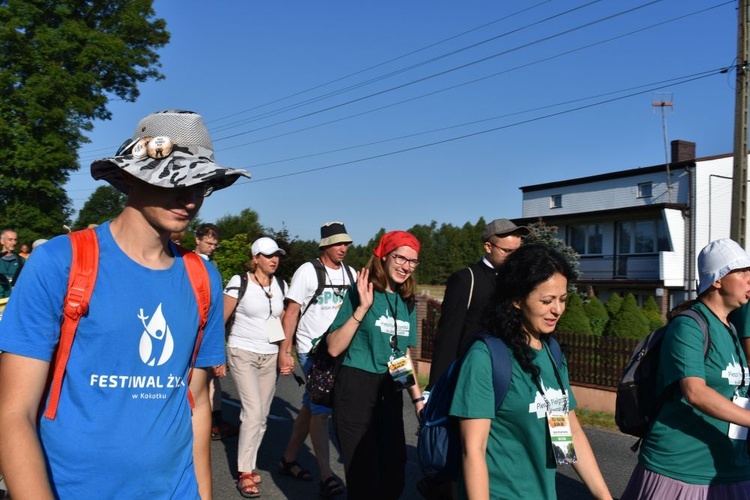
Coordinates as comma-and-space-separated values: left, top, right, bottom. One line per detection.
219, 2, 728, 158
212, 0, 671, 144
244, 69, 725, 170
208, 0, 604, 134
65, 67, 726, 198
227, 71, 726, 185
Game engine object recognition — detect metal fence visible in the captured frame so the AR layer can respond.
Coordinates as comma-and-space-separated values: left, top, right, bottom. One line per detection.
419, 296, 639, 389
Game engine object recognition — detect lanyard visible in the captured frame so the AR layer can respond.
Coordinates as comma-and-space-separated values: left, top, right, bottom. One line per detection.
385, 293, 401, 356
531, 342, 568, 413
253, 273, 275, 319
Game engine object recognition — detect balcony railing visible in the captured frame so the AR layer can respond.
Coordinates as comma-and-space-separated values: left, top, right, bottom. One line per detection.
578, 254, 660, 281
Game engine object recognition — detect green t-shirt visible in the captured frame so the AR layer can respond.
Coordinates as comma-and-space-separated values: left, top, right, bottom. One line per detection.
729, 302, 750, 339
640, 302, 750, 484
449, 340, 576, 500
329, 288, 417, 374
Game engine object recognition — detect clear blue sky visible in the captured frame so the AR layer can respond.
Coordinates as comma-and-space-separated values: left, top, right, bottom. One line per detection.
69, 0, 738, 244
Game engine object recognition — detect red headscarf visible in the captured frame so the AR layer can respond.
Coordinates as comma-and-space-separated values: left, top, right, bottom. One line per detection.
373, 231, 421, 258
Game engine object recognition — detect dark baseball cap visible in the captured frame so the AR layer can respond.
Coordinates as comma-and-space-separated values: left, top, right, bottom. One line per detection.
481, 219, 529, 241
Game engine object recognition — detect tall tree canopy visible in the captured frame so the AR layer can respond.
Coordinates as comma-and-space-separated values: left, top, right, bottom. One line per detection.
0, 0, 169, 239
73, 185, 126, 229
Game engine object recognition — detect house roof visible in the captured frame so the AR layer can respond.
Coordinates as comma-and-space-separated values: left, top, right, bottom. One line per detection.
513, 202, 687, 226
519, 152, 731, 193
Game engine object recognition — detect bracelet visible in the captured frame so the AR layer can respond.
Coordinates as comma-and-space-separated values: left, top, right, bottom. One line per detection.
412, 396, 425, 404
351, 314, 362, 324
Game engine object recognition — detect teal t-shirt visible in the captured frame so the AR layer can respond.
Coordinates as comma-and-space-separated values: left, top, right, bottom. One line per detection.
640, 302, 750, 484
329, 288, 417, 374
729, 302, 750, 339
449, 340, 576, 500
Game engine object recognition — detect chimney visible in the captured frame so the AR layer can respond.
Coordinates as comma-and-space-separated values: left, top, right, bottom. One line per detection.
670, 140, 696, 163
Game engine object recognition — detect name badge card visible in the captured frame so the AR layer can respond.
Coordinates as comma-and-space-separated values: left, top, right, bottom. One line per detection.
547, 411, 577, 465
265, 317, 286, 343
728, 396, 750, 440
388, 355, 415, 391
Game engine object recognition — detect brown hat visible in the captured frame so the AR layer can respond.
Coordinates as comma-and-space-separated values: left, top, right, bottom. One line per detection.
481, 219, 529, 241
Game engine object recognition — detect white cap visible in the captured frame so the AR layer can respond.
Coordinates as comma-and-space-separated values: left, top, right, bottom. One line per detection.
251, 237, 285, 256
697, 238, 750, 294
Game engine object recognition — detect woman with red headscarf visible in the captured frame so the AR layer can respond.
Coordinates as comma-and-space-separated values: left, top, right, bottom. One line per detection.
326, 230, 425, 499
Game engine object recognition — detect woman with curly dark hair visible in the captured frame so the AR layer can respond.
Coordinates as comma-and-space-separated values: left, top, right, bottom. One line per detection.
449, 244, 611, 499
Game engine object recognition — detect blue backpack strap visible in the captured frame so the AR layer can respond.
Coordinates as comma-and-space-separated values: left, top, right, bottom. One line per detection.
476, 333, 565, 413
476, 332, 512, 412
545, 336, 564, 368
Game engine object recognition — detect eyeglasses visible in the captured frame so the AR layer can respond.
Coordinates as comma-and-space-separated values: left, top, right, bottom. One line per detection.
390, 253, 420, 268
487, 241, 517, 255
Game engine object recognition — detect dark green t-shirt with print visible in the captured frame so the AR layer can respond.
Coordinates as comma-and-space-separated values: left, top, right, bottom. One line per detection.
449, 340, 576, 500
640, 302, 750, 484
329, 288, 417, 374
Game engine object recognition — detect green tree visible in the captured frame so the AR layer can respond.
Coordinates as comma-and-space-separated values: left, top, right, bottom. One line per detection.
215, 208, 264, 243
524, 220, 580, 290
642, 296, 665, 331
556, 293, 592, 334
583, 296, 608, 336
0, 0, 170, 238
605, 293, 650, 338
604, 293, 623, 317
213, 233, 250, 285
73, 186, 126, 229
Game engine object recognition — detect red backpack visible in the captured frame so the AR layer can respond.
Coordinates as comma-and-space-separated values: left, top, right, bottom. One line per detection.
43, 228, 210, 420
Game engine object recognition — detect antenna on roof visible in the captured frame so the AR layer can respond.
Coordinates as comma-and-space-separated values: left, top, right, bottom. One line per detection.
652, 92, 674, 203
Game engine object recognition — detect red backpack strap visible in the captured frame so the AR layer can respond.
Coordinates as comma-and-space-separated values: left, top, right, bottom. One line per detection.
44, 228, 99, 420
178, 246, 211, 410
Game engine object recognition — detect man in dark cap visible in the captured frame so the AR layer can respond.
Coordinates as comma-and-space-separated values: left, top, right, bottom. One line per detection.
0, 110, 249, 499
420, 218, 527, 499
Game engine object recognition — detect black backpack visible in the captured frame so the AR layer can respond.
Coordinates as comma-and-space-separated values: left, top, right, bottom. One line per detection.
615, 308, 710, 444
301, 259, 355, 316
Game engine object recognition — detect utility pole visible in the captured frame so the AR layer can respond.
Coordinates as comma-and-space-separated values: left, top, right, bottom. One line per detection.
731, 0, 750, 246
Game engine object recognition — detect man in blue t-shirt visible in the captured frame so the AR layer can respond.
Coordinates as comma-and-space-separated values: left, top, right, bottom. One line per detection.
0, 110, 250, 499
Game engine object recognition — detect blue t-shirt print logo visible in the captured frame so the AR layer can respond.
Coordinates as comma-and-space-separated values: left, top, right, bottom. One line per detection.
138, 304, 175, 366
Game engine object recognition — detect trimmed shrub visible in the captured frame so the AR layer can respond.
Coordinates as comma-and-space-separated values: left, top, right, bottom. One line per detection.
605, 293, 650, 338
604, 293, 623, 317
584, 296, 608, 336
642, 296, 665, 331
556, 294, 592, 334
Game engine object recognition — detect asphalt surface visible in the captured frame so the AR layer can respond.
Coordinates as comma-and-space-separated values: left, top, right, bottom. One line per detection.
211, 370, 640, 499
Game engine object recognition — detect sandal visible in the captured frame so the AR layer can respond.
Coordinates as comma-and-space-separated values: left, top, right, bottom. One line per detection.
319, 476, 344, 497
278, 456, 313, 481
249, 471, 262, 484
237, 472, 260, 498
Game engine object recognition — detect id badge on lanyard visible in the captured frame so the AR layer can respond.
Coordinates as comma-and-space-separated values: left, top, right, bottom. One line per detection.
547, 411, 577, 465
536, 342, 576, 465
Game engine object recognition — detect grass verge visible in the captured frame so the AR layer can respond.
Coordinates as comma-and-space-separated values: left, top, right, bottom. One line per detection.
575, 408, 617, 430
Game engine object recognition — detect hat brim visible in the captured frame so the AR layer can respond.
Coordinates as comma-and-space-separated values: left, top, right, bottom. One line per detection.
91, 145, 250, 194
319, 233, 353, 248
698, 258, 750, 294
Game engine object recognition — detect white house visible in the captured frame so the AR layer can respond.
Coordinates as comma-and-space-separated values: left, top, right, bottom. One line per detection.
515, 141, 744, 316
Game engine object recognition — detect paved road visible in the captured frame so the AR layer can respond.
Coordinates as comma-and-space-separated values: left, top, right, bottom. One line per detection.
212, 371, 639, 499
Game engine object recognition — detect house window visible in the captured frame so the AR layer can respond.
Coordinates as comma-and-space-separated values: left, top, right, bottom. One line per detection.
568, 224, 603, 255
638, 182, 652, 198
550, 194, 562, 209
617, 220, 670, 254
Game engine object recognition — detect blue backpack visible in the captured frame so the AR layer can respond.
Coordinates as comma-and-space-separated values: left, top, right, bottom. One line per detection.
417, 332, 563, 481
